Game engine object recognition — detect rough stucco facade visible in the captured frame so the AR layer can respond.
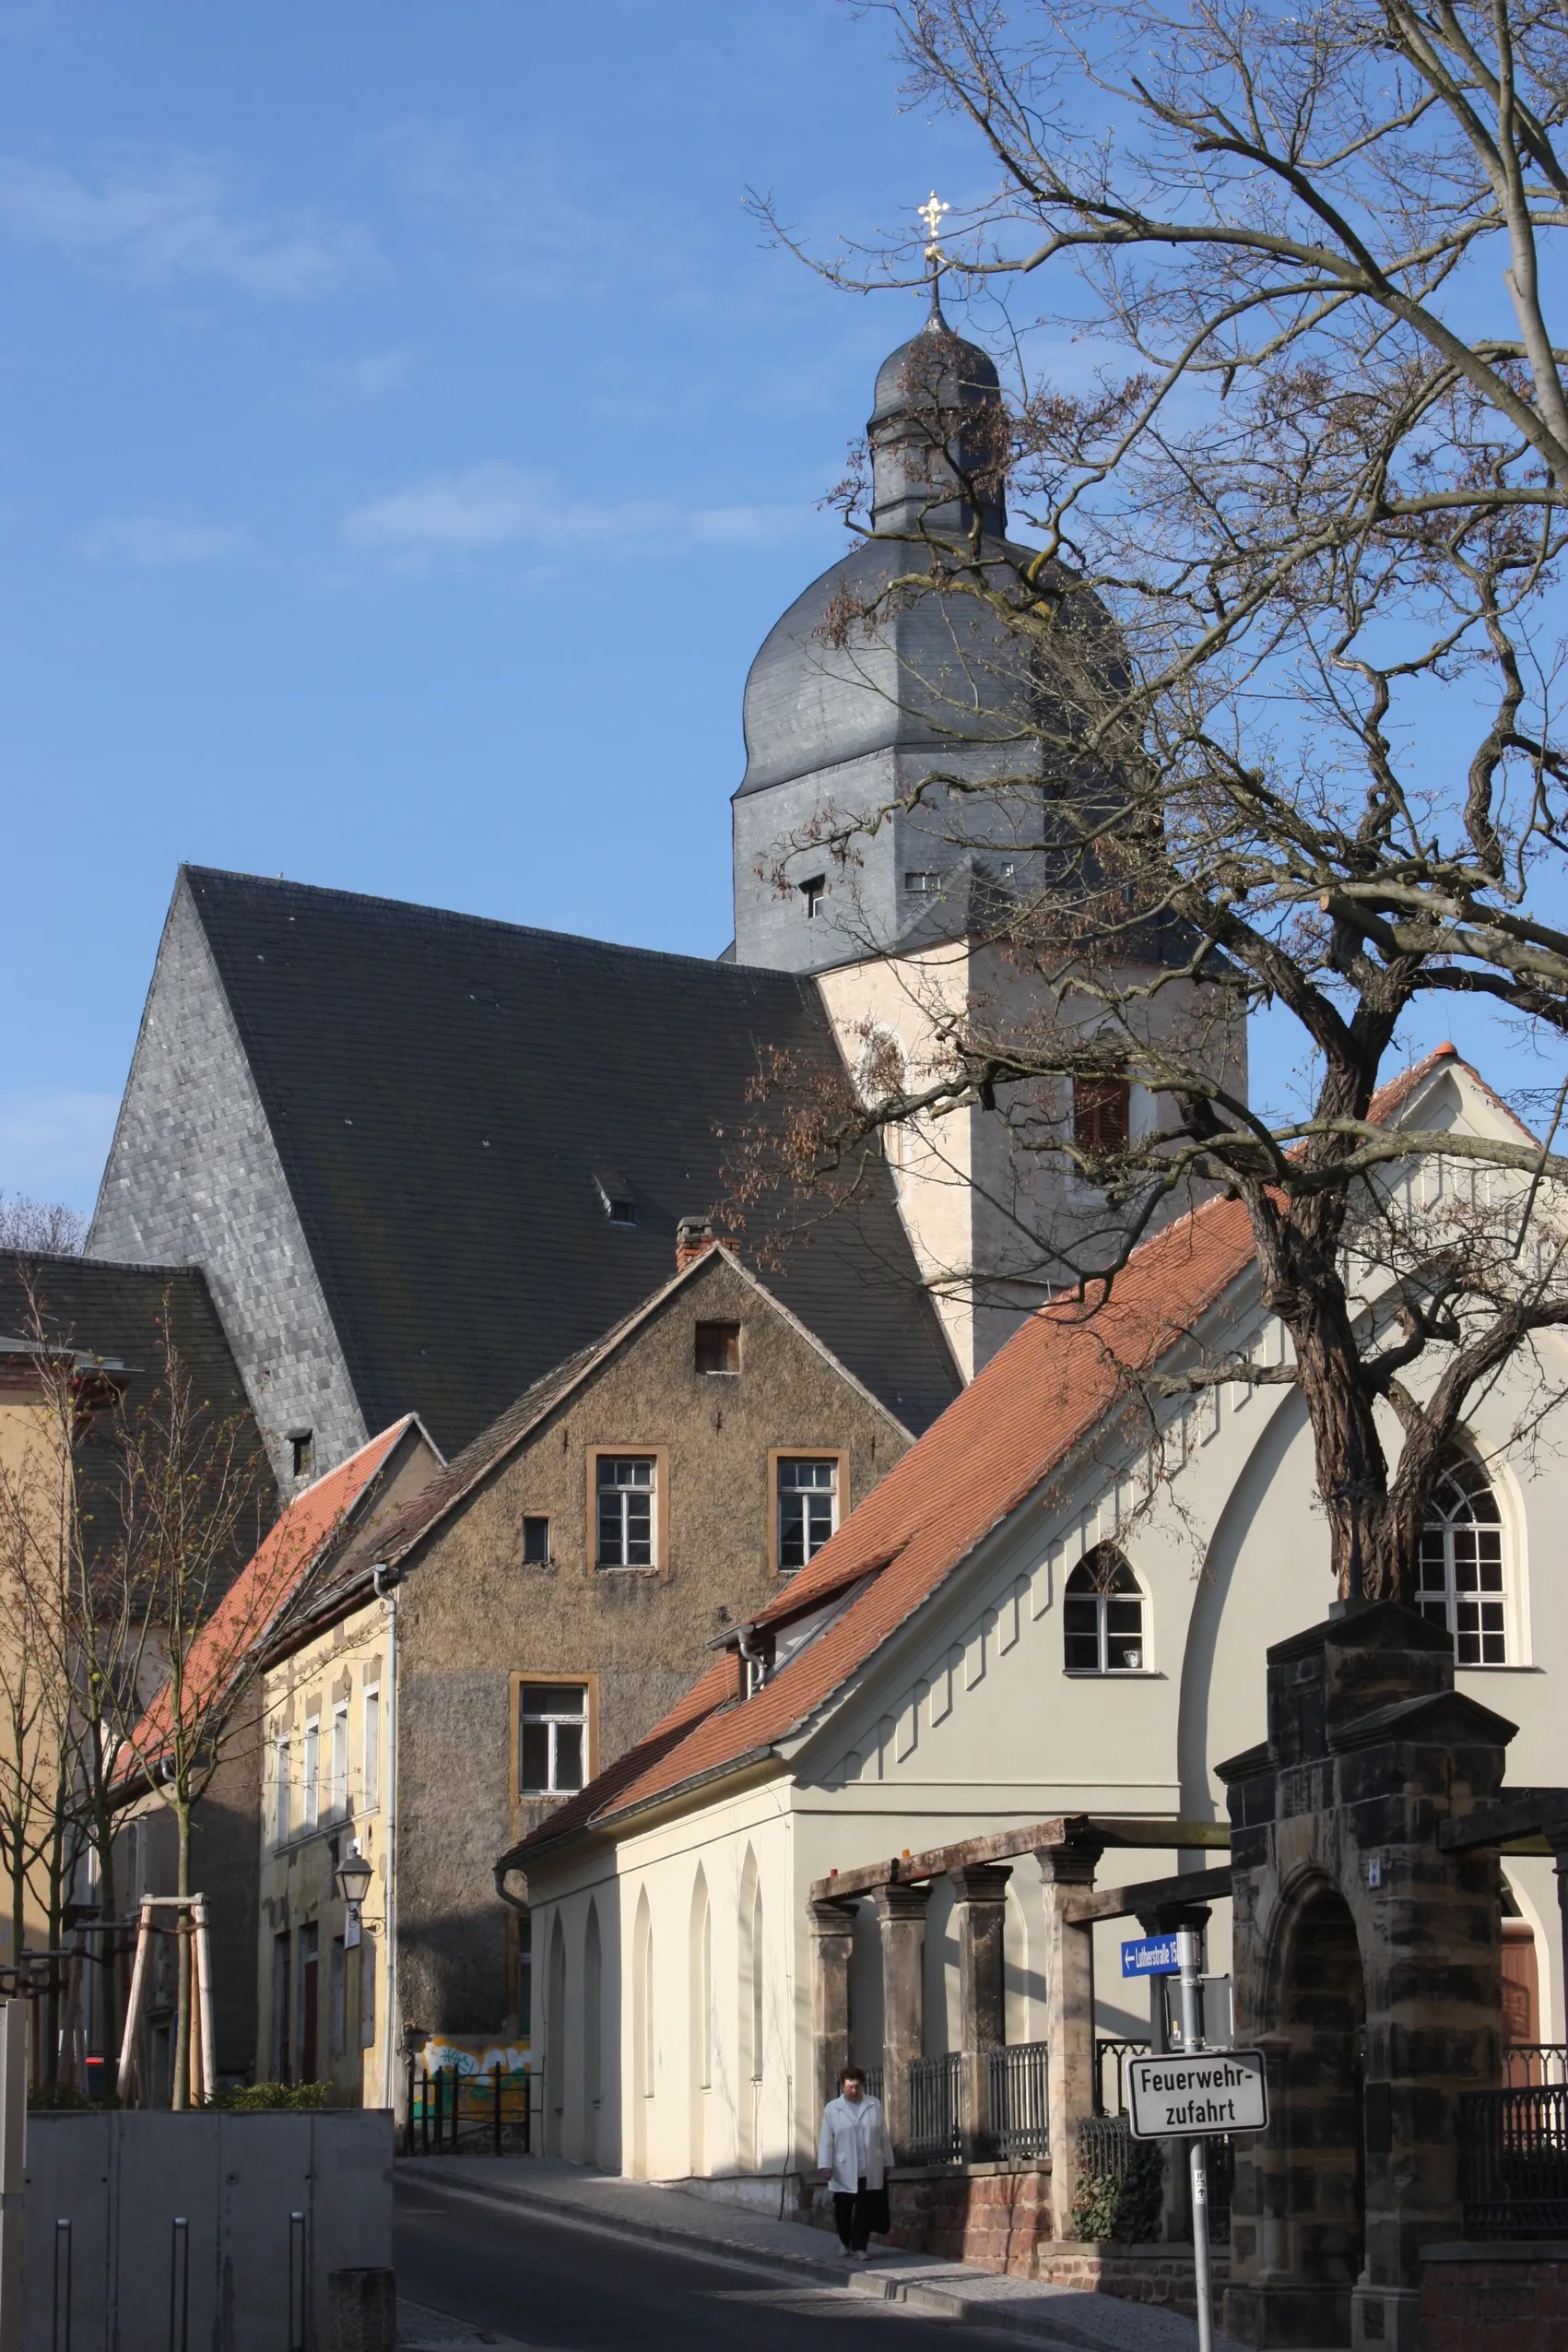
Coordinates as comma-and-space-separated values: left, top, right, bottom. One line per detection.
256, 1247, 909, 2087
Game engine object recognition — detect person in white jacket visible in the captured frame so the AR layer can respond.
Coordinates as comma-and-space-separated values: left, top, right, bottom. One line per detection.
817, 2066, 895, 2257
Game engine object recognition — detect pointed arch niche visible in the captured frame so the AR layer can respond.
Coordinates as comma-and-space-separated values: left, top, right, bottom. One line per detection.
737, 1848, 765, 2169
583, 1901, 604, 2167
631, 1889, 654, 2179
689, 1867, 713, 2176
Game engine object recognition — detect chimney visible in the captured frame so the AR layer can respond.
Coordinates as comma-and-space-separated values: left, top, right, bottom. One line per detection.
676, 1216, 716, 1272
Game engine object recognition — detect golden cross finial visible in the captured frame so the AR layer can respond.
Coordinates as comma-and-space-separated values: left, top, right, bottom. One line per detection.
917, 189, 949, 258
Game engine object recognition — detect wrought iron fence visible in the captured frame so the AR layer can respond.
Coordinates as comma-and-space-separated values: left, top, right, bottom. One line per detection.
405, 2058, 536, 2157
1504, 2043, 1568, 2088
987, 2041, 1049, 2160
1459, 2083, 1568, 2238
1094, 2036, 1149, 2118
859, 2064, 884, 2103
906, 2052, 962, 2165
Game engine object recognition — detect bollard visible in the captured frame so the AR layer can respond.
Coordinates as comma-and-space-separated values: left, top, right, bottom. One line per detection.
327, 2267, 396, 2352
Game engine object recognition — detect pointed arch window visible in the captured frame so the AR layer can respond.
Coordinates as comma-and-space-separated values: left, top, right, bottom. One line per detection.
1418, 1451, 1509, 1665
1063, 1544, 1146, 1674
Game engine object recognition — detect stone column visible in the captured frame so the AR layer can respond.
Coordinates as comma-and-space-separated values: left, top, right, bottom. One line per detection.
1038, 1841, 1103, 2239
872, 1880, 931, 2162
809, 1899, 856, 2127
950, 1863, 1012, 2160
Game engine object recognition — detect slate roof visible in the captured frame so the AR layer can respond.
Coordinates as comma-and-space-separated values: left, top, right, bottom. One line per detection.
0, 1250, 271, 1574
179, 867, 961, 1457
505, 1046, 1472, 1865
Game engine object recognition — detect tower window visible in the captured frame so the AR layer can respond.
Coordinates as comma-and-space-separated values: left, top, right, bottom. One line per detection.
1073, 1075, 1131, 1156
800, 876, 826, 920
1063, 1544, 1146, 1673
904, 870, 938, 894
289, 1430, 314, 1480
522, 1516, 551, 1566
695, 1322, 740, 1376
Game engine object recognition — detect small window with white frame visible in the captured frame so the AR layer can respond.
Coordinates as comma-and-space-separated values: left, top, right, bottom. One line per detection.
329, 1701, 348, 1815
596, 1456, 655, 1568
361, 1684, 381, 1811
273, 1735, 291, 1848
1418, 1448, 1510, 1664
1063, 1544, 1147, 1673
302, 1713, 320, 1830
518, 1683, 588, 1797
776, 1457, 838, 1574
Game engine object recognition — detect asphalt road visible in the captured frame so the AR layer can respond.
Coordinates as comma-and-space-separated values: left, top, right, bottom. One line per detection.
395, 2173, 1013, 2352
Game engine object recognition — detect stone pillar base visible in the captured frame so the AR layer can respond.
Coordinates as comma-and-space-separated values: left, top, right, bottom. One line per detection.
1223, 2279, 1351, 2348
1353, 2280, 1421, 2352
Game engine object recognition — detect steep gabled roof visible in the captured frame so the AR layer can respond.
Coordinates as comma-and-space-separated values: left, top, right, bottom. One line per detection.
123, 1417, 419, 1787
171, 867, 961, 1453
505, 1044, 1482, 1862
371, 1244, 909, 1571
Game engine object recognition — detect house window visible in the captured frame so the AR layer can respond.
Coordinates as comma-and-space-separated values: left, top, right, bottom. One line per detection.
329, 1703, 348, 1815
695, 1322, 740, 1377
1418, 1451, 1508, 1664
302, 1715, 320, 1831
522, 1515, 551, 1565
1063, 1544, 1146, 1673
777, 1458, 838, 1574
801, 876, 826, 920
904, 870, 938, 893
362, 1686, 381, 1811
596, 1457, 655, 1567
273, 1737, 291, 1848
1073, 1075, 1131, 1156
290, 1430, 314, 1480
519, 1683, 588, 1796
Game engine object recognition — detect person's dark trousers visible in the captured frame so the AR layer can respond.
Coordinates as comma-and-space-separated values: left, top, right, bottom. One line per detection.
833, 2178, 890, 2252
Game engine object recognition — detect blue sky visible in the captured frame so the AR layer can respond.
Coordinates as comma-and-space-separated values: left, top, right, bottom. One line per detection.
0, 2, 1551, 1215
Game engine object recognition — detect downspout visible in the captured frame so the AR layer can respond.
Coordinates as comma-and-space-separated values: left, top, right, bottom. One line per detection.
372, 1565, 398, 2110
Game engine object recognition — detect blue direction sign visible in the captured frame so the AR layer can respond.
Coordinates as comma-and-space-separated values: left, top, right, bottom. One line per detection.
1121, 1933, 1180, 1979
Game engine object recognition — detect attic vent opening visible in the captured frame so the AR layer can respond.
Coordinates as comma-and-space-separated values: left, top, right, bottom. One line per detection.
593, 1173, 637, 1229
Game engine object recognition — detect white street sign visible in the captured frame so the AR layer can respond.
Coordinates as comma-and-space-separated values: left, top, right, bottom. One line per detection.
1126, 2047, 1269, 2140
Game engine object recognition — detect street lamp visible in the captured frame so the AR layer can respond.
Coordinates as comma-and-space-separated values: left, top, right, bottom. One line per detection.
336, 1850, 373, 1909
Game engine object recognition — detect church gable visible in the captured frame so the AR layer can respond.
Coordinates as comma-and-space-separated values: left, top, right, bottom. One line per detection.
94, 865, 961, 1474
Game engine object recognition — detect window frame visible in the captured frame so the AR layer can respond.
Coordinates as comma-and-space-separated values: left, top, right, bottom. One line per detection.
510, 1671, 599, 1806
800, 875, 826, 920
767, 1448, 847, 1579
522, 1514, 552, 1566
302, 1713, 321, 1832
1417, 1448, 1515, 1667
694, 1321, 741, 1377
361, 1684, 381, 1813
329, 1700, 349, 1817
1061, 1547, 1151, 1676
585, 1446, 668, 1578
273, 1733, 291, 1849
1071, 1074, 1133, 1158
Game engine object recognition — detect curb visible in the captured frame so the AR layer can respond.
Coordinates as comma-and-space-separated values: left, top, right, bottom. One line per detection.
397, 2160, 854, 2288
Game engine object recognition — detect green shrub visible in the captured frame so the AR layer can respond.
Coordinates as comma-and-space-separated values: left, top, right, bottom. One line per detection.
1071, 2135, 1164, 2242
206, 2080, 331, 2110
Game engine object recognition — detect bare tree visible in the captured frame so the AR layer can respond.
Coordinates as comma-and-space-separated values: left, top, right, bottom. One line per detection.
747, 0, 1568, 1603
0, 1196, 86, 1256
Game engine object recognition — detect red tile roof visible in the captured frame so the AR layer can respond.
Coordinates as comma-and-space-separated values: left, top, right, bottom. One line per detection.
122, 1419, 415, 1788
507, 1046, 1472, 1865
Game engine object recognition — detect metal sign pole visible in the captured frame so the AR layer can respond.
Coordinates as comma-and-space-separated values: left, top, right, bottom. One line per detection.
1177, 1927, 1213, 2352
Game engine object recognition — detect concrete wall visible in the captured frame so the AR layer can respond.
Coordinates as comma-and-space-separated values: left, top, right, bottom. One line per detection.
88, 875, 366, 1488
21, 2108, 392, 2352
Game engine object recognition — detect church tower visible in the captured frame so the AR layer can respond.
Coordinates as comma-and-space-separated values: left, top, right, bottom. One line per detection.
731, 293, 1245, 1378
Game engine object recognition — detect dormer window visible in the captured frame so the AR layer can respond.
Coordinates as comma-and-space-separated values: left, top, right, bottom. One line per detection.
594, 1172, 637, 1227
904, 870, 938, 894
800, 876, 826, 920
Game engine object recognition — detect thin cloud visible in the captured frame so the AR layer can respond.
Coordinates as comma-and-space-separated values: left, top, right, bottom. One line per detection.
0, 151, 381, 299
83, 515, 253, 569
319, 349, 412, 403
340, 461, 820, 571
